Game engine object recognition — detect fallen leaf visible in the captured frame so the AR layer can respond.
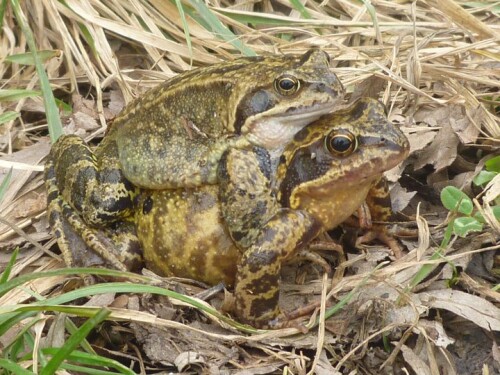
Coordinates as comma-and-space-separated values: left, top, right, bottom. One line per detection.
414, 123, 459, 172
418, 289, 500, 331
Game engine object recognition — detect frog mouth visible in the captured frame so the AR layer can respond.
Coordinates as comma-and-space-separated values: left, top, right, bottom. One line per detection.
343, 148, 409, 186
247, 101, 341, 150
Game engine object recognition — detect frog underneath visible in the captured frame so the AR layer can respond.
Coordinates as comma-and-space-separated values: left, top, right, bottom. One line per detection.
45, 49, 345, 271
136, 98, 409, 327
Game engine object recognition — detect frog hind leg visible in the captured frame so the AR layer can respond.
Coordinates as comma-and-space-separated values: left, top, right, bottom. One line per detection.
48, 135, 136, 227
45, 149, 141, 271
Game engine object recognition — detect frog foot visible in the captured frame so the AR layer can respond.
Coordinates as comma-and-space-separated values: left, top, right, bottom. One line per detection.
356, 225, 403, 259
293, 249, 332, 276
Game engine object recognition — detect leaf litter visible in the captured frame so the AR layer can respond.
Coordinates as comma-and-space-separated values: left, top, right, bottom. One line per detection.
0, 0, 499, 374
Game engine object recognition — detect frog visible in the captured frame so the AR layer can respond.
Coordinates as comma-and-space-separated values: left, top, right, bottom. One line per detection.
135, 98, 410, 327
45, 49, 345, 271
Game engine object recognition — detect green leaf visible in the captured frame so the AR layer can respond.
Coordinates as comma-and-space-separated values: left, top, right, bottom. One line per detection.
40, 309, 111, 375
452, 217, 483, 237
10, 0, 63, 143
474, 206, 500, 223
5, 50, 61, 65
485, 155, 500, 173
440, 186, 473, 215
473, 170, 498, 186
0, 89, 41, 102
0, 111, 20, 125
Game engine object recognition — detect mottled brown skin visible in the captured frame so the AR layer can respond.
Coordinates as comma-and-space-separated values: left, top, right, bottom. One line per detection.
136, 98, 410, 327
45, 49, 344, 270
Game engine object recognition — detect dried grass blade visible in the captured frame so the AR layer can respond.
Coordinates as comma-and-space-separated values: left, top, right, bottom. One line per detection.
428, 0, 500, 39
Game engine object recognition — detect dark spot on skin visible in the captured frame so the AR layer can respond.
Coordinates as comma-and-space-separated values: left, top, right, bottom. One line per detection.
47, 190, 59, 202
252, 146, 272, 180
49, 211, 59, 226
298, 48, 320, 65
234, 89, 276, 134
349, 100, 369, 120
188, 246, 208, 272
217, 149, 230, 182
293, 128, 310, 143
231, 230, 245, 242
142, 196, 153, 215
244, 246, 278, 274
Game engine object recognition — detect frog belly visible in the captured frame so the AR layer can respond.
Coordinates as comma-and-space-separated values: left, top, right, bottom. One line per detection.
136, 187, 241, 287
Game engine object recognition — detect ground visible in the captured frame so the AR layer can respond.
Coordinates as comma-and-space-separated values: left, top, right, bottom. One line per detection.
0, 1, 499, 374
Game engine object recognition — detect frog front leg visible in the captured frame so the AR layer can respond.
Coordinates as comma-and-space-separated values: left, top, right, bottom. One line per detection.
234, 209, 320, 327
218, 148, 321, 327
45, 135, 140, 270
356, 177, 403, 257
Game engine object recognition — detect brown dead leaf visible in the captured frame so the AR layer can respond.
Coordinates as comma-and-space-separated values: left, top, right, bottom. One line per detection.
0, 140, 50, 219
414, 123, 459, 172
418, 290, 500, 332
390, 183, 417, 212
414, 104, 481, 144
106, 89, 126, 118
405, 128, 436, 154
400, 344, 432, 375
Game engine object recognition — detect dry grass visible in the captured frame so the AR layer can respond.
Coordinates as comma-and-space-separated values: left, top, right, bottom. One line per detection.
0, 0, 499, 374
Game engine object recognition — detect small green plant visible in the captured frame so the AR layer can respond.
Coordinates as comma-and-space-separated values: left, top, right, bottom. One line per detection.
441, 155, 500, 240
406, 157, 500, 291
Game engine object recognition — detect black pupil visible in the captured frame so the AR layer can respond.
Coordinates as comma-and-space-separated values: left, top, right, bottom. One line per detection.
331, 136, 352, 152
279, 78, 295, 91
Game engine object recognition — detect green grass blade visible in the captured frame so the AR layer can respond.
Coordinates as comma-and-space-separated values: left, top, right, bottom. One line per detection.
187, 0, 255, 56
65, 318, 96, 355
174, 0, 193, 65
316, 262, 388, 325
289, 0, 312, 19
0, 267, 148, 297
0, 111, 20, 125
0, 358, 35, 375
0, 89, 41, 101
5, 50, 61, 65
42, 348, 136, 375
40, 309, 111, 375
0, 0, 7, 30
10, 0, 63, 143
0, 247, 19, 284
58, 363, 133, 375
361, 0, 381, 43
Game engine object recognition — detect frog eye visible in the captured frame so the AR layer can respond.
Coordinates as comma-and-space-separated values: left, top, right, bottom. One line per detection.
325, 130, 357, 157
274, 75, 300, 96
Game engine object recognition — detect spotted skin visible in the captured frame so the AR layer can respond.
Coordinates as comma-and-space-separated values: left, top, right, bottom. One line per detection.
46, 49, 345, 272
136, 98, 409, 328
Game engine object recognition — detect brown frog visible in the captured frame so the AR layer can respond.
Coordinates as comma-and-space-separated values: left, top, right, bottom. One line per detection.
136, 98, 410, 327
45, 49, 345, 271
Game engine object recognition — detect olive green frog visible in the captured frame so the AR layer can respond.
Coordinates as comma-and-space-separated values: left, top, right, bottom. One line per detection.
136, 98, 410, 327
45, 49, 345, 270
